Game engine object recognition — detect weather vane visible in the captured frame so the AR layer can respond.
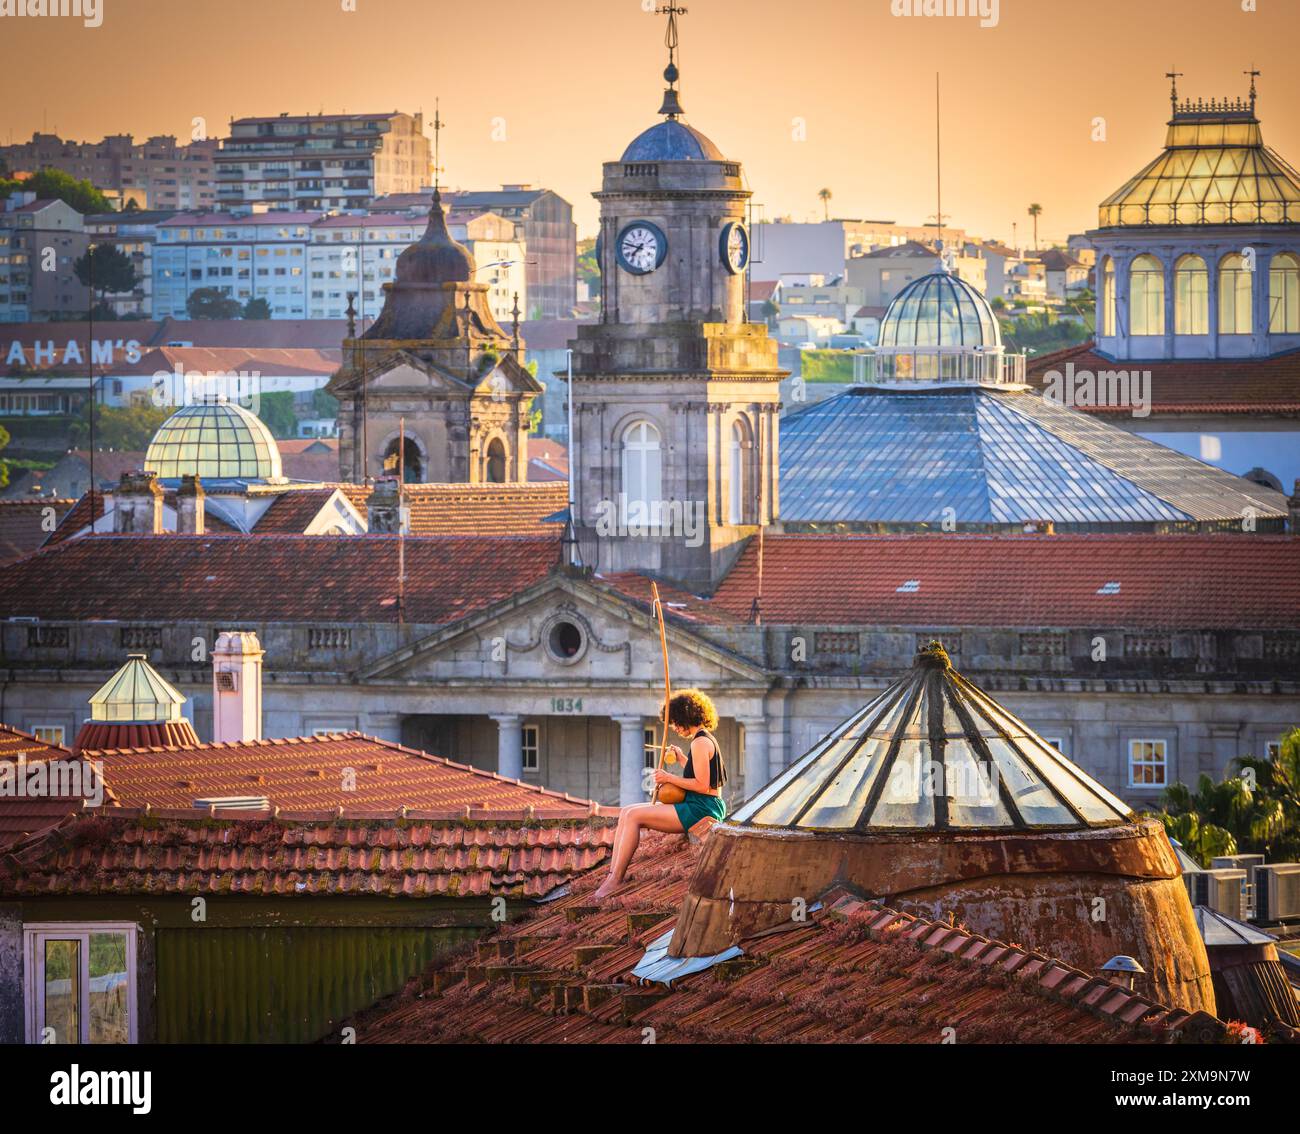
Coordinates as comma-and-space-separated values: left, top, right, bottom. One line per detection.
1165, 68, 1184, 110
656, 4, 688, 119
1244, 66, 1260, 110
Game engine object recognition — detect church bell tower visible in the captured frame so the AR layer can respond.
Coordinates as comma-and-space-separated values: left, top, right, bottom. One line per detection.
568, 6, 785, 592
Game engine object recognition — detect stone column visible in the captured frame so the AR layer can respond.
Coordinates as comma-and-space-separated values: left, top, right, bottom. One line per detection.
614, 715, 646, 807
491, 713, 524, 781
738, 716, 770, 796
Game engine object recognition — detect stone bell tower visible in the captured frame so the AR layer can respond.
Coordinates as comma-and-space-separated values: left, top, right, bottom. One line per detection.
567, 7, 784, 593
327, 185, 542, 485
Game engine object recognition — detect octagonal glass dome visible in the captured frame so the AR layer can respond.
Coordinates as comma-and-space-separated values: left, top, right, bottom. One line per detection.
733, 642, 1133, 833
878, 270, 1001, 349
145, 401, 282, 481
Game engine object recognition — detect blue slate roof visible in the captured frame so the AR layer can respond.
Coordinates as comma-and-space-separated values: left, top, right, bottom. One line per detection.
778, 387, 1289, 528
621, 120, 724, 162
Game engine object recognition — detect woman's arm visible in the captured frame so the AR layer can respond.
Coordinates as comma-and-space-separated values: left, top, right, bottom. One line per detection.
653, 736, 714, 794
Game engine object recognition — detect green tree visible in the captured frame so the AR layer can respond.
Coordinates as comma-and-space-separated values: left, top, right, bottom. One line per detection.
242, 297, 272, 320
256, 391, 298, 439
69, 403, 171, 451
185, 287, 243, 320
311, 387, 338, 420
73, 245, 138, 306
1027, 203, 1043, 251
1235, 728, 1300, 862
0, 168, 114, 214
0, 421, 10, 489
577, 236, 599, 293
818, 188, 833, 222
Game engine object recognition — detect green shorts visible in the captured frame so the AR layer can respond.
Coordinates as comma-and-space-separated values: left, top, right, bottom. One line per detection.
672, 791, 726, 830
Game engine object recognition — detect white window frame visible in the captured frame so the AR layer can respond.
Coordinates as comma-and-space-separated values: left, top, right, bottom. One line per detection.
644, 726, 658, 770
1128, 738, 1168, 789
28, 724, 66, 747
521, 724, 539, 772
24, 922, 139, 1045
621, 420, 662, 527
1040, 736, 1065, 753
728, 421, 745, 526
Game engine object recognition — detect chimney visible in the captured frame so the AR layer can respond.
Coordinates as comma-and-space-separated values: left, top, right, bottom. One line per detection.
113, 470, 163, 533
176, 474, 206, 534
212, 631, 264, 744
366, 476, 407, 533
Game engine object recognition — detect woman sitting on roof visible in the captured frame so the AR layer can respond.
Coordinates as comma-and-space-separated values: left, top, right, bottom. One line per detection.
591, 689, 727, 902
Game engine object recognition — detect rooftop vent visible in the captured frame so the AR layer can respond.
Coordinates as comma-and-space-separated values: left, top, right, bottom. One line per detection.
193, 795, 271, 812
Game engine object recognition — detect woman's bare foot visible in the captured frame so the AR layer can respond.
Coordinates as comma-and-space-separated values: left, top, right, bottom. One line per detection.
590, 878, 620, 902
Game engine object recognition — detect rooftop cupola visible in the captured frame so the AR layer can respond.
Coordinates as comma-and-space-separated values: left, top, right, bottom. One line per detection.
668, 643, 1215, 1016
74, 653, 200, 752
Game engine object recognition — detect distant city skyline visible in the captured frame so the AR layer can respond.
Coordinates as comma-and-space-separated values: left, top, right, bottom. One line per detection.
1, 0, 1298, 246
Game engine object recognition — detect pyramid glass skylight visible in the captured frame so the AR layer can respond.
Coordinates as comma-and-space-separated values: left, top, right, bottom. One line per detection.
732, 643, 1133, 832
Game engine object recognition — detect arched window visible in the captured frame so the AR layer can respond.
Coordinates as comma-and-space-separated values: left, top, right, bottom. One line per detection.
621, 420, 662, 526
1100, 257, 1116, 337
1269, 252, 1300, 333
1218, 253, 1253, 334
382, 437, 423, 483
485, 437, 507, 483
1129, 254, 1165, 336
1174, 254, 1208, 335
728, 420, 747, 526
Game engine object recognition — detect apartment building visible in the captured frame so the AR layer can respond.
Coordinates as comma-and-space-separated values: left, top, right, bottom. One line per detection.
0, 133, 217, 210
152, 212, 317, 319
844, 240, 987, 307
753, 218, 971, 282
0, 195, 89, 322
216, 112, 430, 212
306, 209, 526, 323
82, 210, 178, 318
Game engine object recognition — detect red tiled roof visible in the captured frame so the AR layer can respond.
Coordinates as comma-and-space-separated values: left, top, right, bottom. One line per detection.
0, 498, 74, 564
0, 724, 95, 849
0, 532, 561, 623
527, 438, 569, 482
0, 810, 614, 900
76, 732, 603, 814
708, 533, 1300, 629
339, 482, 569, 535
251, 488, 348, 533
109, 346, 339, 378
749, 280, 779, 303
345, 833, 1224, 1044
1026, 341, 1300, 414
42, 488, 106, 547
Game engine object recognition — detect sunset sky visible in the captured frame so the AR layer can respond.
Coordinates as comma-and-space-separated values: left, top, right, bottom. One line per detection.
2, 0, 1297, 245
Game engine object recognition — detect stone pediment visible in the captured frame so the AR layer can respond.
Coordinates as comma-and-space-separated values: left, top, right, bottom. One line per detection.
364, 351, 475, 393
358, 574, 766, 687
472, 355, 546, 399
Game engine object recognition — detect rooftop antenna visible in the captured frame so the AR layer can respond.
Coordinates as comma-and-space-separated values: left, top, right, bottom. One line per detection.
431, 98, 444, 192
934, 72, 945, 262
655, 4, 688, 119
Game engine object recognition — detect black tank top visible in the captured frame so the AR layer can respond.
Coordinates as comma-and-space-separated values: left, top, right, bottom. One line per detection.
682, 729, 727, 791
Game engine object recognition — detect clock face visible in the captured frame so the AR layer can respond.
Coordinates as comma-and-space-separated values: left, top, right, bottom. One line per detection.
617, 222, 666, 275
721, 222, 749, 274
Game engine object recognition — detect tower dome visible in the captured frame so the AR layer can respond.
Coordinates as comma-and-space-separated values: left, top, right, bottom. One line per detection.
145, 401, 282, 481
393, 190, 475, 284
621, 119, 724, 162
878, 269, 1001, 349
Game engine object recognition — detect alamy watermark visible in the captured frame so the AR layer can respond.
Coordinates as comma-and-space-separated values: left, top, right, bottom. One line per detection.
151, 364, 262, 414
0, 0, 102, 28
890, 0, 999, 29
594, 495, 705, 548
0, 753, 105, 808
1041, 362, 1151, 418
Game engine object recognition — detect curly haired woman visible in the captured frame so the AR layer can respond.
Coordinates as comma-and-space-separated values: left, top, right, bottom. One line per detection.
591, 688, 727, 902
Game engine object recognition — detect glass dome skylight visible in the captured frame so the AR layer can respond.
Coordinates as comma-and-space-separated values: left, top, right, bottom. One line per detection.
88, 654, 187, 723
145, 401, 282, 481
733, 642, 1133, 832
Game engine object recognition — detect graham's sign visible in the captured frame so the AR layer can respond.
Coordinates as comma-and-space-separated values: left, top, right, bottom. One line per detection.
5, 338, 144, 367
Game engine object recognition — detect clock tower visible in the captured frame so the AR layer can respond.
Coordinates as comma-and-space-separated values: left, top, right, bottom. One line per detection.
568, 7, 785, 593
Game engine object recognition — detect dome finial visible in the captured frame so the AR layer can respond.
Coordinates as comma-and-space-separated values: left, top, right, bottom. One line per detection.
655, 4, 687, 119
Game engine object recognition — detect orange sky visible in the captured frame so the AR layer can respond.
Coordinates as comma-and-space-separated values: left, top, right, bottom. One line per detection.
1, 0, 1297, 245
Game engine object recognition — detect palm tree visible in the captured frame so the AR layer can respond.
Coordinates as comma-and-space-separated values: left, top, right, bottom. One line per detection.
818, 188, 832, 222
1027, 203, 1043, 251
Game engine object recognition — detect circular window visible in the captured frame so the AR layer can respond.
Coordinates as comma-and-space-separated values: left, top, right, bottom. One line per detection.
545, 619, 586, 664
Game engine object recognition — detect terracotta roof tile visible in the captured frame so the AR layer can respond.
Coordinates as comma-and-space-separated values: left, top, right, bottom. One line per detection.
1026, 341, 1300, 414
707, 533, 1300, 629
0, 498, 75, 564
0, 532, 560, 623
343, 834, 1227, 1044
335, 482, 569, 535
